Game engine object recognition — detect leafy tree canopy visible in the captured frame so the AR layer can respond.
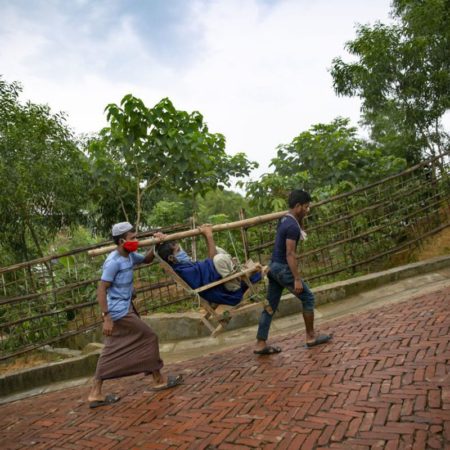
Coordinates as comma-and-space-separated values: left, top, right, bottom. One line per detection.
244, 118, 406, 211
331, 0, 450, 163
0, 78, 90, 264
145, 189, 252, 229
146, 200, 187, 228
197, 189, 252, 223
88, 95, 257, 232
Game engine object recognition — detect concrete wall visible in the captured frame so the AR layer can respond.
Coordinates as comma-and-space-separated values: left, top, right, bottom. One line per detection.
145, 255, 450, 340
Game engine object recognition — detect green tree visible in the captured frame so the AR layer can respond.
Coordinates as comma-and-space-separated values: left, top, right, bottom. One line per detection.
0, 78, 90, 264
141, 189, 251, 229
88, 95, 257, 232
331, 0, 450, 163
146, 201, 187, 228
244, 118, 406, 211
197, 189, 251, 223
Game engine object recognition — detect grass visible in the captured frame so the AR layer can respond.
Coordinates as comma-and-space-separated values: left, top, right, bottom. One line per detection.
0, 350, 65, 376
413, 226, 450, 261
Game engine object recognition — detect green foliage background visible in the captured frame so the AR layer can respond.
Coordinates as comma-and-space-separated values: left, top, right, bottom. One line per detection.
0, 0, 448, 266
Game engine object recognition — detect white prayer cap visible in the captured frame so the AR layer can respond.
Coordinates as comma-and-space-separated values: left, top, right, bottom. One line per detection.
112, 221, 133, 237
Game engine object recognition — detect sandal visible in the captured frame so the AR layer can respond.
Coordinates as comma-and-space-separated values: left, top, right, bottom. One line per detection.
253, 345, 282, 355
306, 334, 332, 348
151, 374, 184, 391
89, 393, 120, 409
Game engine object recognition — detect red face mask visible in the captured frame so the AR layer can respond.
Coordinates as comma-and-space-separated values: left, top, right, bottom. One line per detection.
123, 240, 139, 253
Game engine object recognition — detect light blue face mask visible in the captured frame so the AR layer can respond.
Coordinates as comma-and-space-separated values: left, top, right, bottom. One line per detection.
175, 248, 192, 264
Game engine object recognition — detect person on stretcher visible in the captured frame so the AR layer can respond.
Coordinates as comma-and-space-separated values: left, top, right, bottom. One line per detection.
156, 224, 262, 306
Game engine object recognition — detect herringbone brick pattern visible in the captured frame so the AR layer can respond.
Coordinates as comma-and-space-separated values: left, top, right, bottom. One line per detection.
1, 287, 449, 449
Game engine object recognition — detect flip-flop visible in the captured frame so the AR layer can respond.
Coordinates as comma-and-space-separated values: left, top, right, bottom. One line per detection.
151, 374, 184, 391
306, 334, 333, 348
89, 393, 120, 409
253, 345, 282, 355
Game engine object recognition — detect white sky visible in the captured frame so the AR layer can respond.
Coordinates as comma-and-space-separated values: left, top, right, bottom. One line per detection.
0, 0, 394, 181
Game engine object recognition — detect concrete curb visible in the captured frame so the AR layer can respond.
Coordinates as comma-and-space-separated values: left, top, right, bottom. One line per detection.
2, 255, 450, 398
144, 254, 450, 339
1, 351, 100, 399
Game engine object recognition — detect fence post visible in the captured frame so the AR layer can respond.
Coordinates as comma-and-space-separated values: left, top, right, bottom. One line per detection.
189, 215, 200, 308
239, 209, 250, 262
190, 215, 197, 262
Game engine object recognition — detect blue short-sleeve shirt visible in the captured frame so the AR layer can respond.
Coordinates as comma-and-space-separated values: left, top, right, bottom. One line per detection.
271, 215, 301, 264
101, 250, 145, 321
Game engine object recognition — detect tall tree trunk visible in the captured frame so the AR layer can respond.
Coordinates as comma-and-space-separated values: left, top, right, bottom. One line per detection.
20, 224, 36, 292
136, 181, 141, 232
119, 198, 129, 222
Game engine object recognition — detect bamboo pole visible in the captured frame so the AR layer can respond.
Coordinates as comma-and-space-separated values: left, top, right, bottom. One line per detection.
194, 266, 260, 294
0, 222, 190, 275
190, 215, 197, 261
88, 210, 288, 257
239, 209, 250, 261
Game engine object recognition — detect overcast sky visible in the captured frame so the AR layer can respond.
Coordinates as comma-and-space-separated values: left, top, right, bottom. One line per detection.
1, 0, 394, 180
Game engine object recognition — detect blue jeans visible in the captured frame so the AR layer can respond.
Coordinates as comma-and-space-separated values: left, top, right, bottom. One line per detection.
256, 261, 315, 341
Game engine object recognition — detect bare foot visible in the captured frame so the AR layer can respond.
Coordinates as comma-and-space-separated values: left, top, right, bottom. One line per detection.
254, 340, 266, 352
88, 379, 104, 402
152, 376, 168, 389
147, 375, 184, 391
88, 394, 106, 402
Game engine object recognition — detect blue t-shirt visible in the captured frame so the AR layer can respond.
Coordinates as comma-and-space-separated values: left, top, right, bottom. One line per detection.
101, 250, 145, 321
173, 259, 261, 306
271, 215, 301, 264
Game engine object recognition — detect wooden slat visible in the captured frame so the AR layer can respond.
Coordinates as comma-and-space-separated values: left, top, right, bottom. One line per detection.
194, 266, 261, 294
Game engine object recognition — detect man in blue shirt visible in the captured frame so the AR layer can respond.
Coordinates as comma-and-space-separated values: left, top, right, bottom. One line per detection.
88, 222, 183, 408
254, 189, 332, 355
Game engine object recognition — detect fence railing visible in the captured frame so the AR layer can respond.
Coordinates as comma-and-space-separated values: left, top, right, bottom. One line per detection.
244, 152, 450, 284
1, 152, 449, 361
0, 223, 193, 361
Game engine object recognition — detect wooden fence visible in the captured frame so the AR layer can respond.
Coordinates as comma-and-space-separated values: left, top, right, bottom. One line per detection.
1, 152, 449, 361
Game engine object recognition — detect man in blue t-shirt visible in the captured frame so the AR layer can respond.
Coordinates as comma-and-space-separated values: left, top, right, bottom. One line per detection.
254, 189, 332, 355
88, 222, 183, 409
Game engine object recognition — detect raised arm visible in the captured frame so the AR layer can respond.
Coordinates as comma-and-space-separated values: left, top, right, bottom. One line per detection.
198, 224, 217, 259
143, 232, 166, 264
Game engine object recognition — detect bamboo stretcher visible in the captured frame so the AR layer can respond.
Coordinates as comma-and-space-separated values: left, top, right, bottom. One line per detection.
154, 253, 268, 336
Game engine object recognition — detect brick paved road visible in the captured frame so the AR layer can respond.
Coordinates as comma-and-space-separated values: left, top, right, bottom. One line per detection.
1, 286, 449, 450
